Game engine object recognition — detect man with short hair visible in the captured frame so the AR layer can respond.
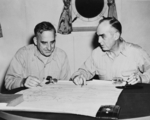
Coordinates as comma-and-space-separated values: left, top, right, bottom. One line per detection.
5, 21, 70, 90
71, 17, 150, 86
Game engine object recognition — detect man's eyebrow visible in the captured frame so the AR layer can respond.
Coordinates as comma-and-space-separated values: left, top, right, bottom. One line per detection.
40, 40, 55, 43
51, 40, 55, 43
41, 41, 47, 43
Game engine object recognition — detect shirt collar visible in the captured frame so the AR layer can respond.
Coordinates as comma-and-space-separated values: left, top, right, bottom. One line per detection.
103, 38, 127, 59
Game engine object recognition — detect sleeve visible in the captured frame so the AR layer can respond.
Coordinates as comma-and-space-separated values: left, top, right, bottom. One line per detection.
71, 53, 97, 81
59, 53, 71, 80
137, 48, 150, 83
5, 48, 26, 90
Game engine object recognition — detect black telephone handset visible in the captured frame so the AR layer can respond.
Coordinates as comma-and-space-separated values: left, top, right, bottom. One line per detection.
96, 105, 120, 119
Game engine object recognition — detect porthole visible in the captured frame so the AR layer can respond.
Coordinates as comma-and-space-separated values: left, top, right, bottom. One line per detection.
72, 0, 107, 22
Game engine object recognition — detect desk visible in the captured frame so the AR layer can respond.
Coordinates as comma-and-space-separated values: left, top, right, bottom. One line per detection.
116, 83, 150, 119
0, 80, 122, 118
1, 81, 150, 120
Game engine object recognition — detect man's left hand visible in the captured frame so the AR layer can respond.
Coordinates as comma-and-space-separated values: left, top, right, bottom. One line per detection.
126, 73, 141, 85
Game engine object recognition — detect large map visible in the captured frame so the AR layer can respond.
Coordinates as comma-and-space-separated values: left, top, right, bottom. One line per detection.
2, 80, 123, 117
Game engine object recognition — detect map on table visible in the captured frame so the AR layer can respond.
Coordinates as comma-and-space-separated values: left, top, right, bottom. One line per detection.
3, 80, 123, 117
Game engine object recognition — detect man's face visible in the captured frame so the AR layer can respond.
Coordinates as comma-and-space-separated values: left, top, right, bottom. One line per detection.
97, 21, 117, 52
35, 31, 56, 57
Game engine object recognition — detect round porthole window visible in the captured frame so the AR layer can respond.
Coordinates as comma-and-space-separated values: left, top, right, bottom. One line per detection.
72, 0, 107, 22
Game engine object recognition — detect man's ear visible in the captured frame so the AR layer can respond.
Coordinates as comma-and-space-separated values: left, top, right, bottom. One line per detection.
33, 37, 37, 45
114, 32, 120, 41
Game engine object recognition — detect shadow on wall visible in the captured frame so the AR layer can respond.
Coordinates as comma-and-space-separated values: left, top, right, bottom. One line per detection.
28, 35, 35, 45
91, 32, 99, 50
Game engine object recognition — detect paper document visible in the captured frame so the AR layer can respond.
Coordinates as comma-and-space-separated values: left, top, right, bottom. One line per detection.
0, 80, 123, 117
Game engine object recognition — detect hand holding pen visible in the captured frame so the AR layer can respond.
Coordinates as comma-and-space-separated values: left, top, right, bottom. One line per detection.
122, 70, 142, 85
73, 75, 87, 87
22, 76, 41, 88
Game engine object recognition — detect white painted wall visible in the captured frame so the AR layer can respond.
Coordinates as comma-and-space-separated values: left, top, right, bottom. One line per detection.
121, 0, 150, 52
0, 0, 150, 91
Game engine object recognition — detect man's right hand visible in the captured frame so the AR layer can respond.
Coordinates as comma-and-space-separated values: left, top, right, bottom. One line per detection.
22, 76, 41, 88
73, 75, 87, 86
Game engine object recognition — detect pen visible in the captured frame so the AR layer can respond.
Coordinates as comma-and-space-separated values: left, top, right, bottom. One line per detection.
37, 82, 42, 87
81, 77, 85, 87
112, 77, 128, 85
81, 81, 84, 87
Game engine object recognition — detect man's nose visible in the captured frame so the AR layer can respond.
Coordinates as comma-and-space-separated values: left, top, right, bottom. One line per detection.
47, 43, 51, 50
98, 36, 103, 44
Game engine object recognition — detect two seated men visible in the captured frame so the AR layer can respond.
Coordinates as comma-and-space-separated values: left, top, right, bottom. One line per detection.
4, 17, 150, 90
